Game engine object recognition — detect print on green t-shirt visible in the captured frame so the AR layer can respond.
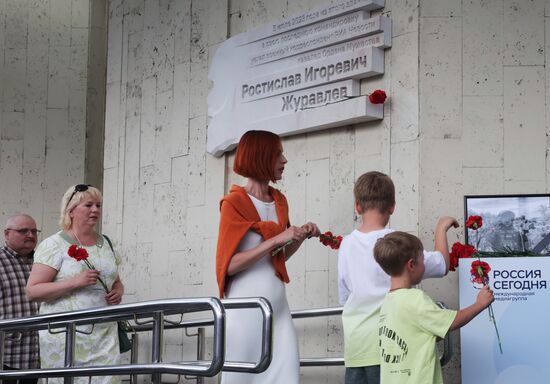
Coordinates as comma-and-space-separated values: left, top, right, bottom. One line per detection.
379, 323, 409, 365
378, 289, 456, 384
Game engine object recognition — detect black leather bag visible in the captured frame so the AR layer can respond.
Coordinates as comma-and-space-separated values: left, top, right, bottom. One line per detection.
104, 235, 133, 354
117, 320, 133, 353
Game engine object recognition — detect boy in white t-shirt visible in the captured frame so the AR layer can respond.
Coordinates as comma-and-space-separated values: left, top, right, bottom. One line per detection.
374, 231, 493, 384
337, 171, 459, 384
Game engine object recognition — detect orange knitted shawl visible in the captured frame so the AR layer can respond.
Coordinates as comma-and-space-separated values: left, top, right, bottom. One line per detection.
216, 185, 290, 298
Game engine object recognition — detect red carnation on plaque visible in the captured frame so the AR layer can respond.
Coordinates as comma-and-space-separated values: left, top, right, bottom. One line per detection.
449, 215, 502, 354
465, 215, 483, 230
368, 89, 387, 104
319, 231, 343, 250
67, 244, 109, 292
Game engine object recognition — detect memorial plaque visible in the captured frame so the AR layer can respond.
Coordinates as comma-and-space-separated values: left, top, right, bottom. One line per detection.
207, 0, 391, 156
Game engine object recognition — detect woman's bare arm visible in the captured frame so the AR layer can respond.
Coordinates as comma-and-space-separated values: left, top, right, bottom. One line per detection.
227, 226, 308, 276
26, 263, 100, 303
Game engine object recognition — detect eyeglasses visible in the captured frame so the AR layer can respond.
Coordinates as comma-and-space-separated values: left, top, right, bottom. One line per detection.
7, 228, 41, 235
66, 184, 92, 209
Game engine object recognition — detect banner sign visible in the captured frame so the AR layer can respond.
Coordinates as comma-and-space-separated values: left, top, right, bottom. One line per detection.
459, 257, 550, 384
207, 0, 391, 156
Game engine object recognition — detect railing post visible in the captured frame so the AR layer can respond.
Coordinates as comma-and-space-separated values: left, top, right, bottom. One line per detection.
151, 311, 164, 384
64, 323, 77, 384
130, 333, 139, 384
0, 330, 5, 368
196, 327, 205, 384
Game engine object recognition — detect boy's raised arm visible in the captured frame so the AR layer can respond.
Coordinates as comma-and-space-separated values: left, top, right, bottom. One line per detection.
434, 216, 459, 274
449, 286, 494, 331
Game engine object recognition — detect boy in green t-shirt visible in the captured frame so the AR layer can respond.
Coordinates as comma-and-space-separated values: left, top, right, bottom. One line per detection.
374, 232, 494, 384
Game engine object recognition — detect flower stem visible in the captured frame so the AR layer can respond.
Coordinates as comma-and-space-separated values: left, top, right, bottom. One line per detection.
83, 259, 110, 293
488, 304, 503, 354
476, 256, 503, 354
96, 277, 109, 293
272, 240, 293, 257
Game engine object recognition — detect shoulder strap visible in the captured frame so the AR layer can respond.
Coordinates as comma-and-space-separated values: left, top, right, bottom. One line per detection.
103, 234, 114, 253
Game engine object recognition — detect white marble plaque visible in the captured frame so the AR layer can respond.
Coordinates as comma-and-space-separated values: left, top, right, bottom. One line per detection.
207, 0, 390, 156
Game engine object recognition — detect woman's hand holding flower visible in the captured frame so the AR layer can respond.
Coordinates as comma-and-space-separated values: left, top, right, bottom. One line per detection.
105, 281, 123, 305
271, 223, 320, 257
301, 222, 321, 238
277, 226, 308, 245
272, 222, 333, 257
73, 269, 100, 288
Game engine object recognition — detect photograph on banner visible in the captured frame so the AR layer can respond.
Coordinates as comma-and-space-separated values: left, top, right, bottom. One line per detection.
464, 194, 550, 256
459, 256, 550, 384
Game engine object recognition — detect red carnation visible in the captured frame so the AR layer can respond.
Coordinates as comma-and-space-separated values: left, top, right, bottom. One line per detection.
75, 247, 88, 260
449, 242, 477, 271
319, 231, 342, 250
471, 260, 491, 277
465, 215, 483, 230
67, 244, 107, 292
451, 242, 476, 259
68, 244, 78, 257
369, 89, 387, 104
67, 244, 89, 261
470, 260, 491, 285
449, 253, 459, 272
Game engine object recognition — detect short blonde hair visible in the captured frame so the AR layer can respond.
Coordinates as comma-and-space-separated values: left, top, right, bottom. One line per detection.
374, 231, 423, 276
354, 171, 395, 214
59, 185, 103, 231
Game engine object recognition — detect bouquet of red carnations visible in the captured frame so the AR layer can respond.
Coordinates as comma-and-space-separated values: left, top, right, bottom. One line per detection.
271, 230, 343, 257
319, 231, 343, 249
450, 215, 502, 354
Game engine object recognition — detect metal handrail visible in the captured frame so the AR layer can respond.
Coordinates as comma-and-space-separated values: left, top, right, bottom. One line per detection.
220, 298, 273, 373
0, 297, 273, 383
291, 306, 344, 367
129, 302, 452, 372
291, 306, 343, 319
127, 298, 273, 374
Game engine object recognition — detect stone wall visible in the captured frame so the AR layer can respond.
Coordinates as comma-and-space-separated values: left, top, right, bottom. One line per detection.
0, 0, 106, 239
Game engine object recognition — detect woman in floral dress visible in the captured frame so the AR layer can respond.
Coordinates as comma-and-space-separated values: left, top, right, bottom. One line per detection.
26, 185, 124, 384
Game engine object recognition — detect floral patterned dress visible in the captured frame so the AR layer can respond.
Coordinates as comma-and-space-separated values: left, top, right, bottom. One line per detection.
34, 231, 121, 384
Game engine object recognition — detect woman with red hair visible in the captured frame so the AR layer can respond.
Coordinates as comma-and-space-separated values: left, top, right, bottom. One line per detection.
216, 130, 320, 383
